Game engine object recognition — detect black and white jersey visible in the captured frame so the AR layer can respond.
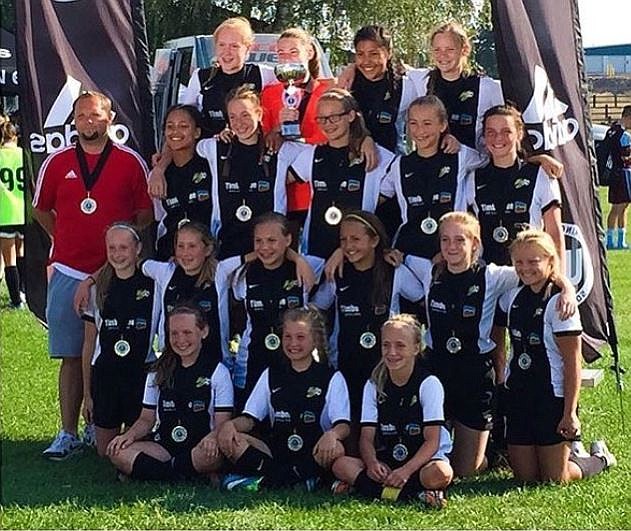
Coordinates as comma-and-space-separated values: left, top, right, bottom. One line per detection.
198, 139, 301, 259
351, 71, 420, 154
360, 362, 452, 465
154, 154, 213, 260
291, 143, 395, 259
143, 357, 233, 448
83, 269, 160, 369
392, 256, 518, 355
230, 256, 324, 391
312, 262, 392, 398
141, 258, 236, 361
468, 161, 561, 265
381, 146, 486, 258
500, 283, 582, 398
181, 64, 276, 137
409, 68, 504, 151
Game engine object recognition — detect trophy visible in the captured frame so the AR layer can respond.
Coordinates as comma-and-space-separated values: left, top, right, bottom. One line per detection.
274, 62, 309, 140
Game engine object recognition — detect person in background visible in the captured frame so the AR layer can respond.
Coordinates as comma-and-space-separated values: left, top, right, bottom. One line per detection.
0, 117, 25, 308
605, 105, 631, 250
33, 91, 153, 460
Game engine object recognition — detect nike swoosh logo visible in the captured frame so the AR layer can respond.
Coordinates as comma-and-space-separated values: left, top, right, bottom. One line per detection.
167, 285, 177, 291
248, 284, 260, 289
339, 286, 350, 291
271, 387, 282, 394
476, 184, 487, 190
314, 158, 324, 163
404, 172, 414, 178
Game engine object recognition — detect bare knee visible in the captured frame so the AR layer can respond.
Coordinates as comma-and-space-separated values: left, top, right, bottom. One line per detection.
420, 460, 453, 489
332, 456, 364, 484
191, 445, 223, 474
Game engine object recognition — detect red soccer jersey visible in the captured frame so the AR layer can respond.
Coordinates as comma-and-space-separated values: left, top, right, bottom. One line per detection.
261, 79, 332, 212
33, 143, 152, 274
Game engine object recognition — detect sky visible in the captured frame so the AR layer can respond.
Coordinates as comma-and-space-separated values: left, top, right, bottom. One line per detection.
577, 0, 631, 47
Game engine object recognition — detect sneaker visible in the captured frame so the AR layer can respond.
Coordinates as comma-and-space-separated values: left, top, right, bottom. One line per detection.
331, 479, 351, 495
42, 430, 83, 461
303, 477, 320, 492
570, 440, 590, 458
418, 489, 447, 510
82, 423, 96, 448
590, 440, 617, 468
221, 473, 263, 492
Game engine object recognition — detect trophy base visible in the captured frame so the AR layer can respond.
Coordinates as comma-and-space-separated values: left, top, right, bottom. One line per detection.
281, 122, 302, 140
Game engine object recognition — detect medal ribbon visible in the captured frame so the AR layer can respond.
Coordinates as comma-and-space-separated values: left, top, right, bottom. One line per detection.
75, 139, 114, 194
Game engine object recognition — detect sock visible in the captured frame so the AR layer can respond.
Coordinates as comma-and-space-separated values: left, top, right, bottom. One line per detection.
16, 256, 25, 292
568, 454, 607, 478
172, 451, 197, 479
130, 452, 175, 481
618, 228, 627, 247
606, 228, 615, 247
232, 445, 268, 476
354, 470, 383, 500
4, 266, 21, 305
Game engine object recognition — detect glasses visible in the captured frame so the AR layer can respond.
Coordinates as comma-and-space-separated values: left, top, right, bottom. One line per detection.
315, 111, 350, 125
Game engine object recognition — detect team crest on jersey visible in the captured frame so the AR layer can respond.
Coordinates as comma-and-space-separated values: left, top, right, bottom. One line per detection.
511, 328, 522, 338
514, 201, 528, 214
258, 180, 270, 192
197, 190, 209, 201
192, 172, 207, 184
462, 305, 476, 318
347, 179, 361, 192
283, 279, 299, 291
534, 308, 543, 317
439, 192, 452, 203
467, 285, 480, 296
438, 166, 451, 178
406, 423, 421, 436
514, 178, 531, 189
287, 296, 300, 308
195, 377, 211, 388
135, 318, 147, 330
377, 111, 392, 123
198, 300, 212, 311
191, 400, 206, 412
349, 157, 364, 167
136, 289, 150, 300
528, 333, 541, 345
410, 394, 418, 406
459, 90, 475, 102
306, 386, 322, 398
374, 304, 387, 315
301, 411, 316, 424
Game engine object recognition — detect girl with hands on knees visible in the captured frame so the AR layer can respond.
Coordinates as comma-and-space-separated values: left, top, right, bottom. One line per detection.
499, 230, 616, 483
217, 307, 350, 492
106, 305, 233, 481
331, 315, 453, 508
80, 223, 160, 457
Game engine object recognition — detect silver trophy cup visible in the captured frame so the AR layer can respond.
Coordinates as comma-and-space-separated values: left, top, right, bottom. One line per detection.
274, 62, 309, 140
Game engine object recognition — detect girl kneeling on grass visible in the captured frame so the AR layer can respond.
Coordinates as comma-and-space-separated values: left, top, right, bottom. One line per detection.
107, 305, 233, 481
332, 315, 453, 508
217, 307, 351, 491
81, 223, 160, 457
499, 230, 616, 483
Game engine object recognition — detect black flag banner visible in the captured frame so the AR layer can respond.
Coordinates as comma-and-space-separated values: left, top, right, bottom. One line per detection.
491, 0, 618, 365
16, 0, 154, 321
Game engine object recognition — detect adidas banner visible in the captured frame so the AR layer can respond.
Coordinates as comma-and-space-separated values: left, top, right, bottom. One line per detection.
16, 0, 154, 321
491, 0, 616, 361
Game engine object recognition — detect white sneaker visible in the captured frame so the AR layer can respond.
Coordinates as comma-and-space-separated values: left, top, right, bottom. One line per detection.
590, 440, 617, 468
81, 423, 96, 448
42, 430, 83, 461
570, 440, 590, 458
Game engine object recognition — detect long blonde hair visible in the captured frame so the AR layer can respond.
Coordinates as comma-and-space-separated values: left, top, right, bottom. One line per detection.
438, 211, 481, 264
509, 229, 561, 281
371, 314, 423, 400
174, 222, 217, 287
214, 17, 254, 47
427, 21, 473, 95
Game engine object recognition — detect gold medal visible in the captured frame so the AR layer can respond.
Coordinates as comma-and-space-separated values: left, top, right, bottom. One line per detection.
114, 339, 131, 357
324, 205, 342, 226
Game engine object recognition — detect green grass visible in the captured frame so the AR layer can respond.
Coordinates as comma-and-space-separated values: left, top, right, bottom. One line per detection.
1, 189, 630, 529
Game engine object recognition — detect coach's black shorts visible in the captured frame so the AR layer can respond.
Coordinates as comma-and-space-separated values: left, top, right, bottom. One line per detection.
506, 392, 567, 446
608, 169, 631, 204
91, 367, 145, 430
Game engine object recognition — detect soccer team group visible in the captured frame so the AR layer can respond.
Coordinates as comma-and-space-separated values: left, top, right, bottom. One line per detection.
22, 15, 624, 508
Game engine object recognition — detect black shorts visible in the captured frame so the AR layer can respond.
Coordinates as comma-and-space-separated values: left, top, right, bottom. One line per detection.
236, 445, 325, 487
506, 392, 566, 446
428, 353, 495, 431
608, 169, 631, 204
91, 367, 145, 430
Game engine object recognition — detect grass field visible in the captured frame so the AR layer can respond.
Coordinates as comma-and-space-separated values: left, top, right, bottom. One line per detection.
1, 189, 629, 529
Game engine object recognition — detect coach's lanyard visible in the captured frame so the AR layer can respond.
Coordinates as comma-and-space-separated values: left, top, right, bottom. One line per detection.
75, 139, 113, 193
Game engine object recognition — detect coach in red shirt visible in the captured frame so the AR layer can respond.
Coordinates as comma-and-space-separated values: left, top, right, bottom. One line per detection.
33, 91, 153, 461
